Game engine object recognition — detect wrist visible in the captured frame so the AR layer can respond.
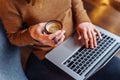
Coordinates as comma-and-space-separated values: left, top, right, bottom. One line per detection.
77, 22, 91, 26
26, 27, 39, 45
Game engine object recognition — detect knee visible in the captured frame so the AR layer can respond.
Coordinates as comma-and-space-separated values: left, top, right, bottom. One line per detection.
102, 56, 120, 77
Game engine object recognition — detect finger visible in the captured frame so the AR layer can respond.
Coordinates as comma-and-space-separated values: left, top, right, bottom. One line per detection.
39, 22, 47, 28
49, 30, 62, 39
55, 30, 65, 41
92, 30, 97, 47
57, 35, 65, 45
83, 31, 89, 48
77, 30, 82, 40
45, 40, 56, 47
38, 22, 47, 34
88, 30, 94, 48
39, 36, 56, 47
94, 29, 102, 40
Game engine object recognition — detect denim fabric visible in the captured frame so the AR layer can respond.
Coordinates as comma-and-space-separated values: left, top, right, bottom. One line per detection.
26, 53, 74, 80
88, 56, 120, 80
0, 22, 28, 80
26, 53, 120, 80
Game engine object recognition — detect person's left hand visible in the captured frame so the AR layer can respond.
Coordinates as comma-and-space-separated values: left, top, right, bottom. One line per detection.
76, 22, 102, 48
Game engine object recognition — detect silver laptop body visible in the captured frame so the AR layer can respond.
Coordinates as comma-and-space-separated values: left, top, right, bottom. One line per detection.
45, 26, 120, 80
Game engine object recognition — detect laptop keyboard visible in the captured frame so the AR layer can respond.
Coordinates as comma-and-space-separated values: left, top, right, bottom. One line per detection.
63, 33, 116, 75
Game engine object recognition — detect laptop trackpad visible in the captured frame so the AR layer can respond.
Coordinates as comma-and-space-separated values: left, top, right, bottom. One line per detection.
62, 37, 83, 51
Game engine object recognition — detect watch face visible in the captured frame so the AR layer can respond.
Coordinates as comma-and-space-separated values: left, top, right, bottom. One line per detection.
45, 20, 63, 34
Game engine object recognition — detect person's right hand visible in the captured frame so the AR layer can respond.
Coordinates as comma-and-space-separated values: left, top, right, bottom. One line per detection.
28, 23, 65, 47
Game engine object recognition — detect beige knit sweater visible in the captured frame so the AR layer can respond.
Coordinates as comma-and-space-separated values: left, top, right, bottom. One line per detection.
0, 0, 90, 59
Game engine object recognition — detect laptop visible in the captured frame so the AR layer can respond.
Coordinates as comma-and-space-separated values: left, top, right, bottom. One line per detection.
45, 26, 120, 80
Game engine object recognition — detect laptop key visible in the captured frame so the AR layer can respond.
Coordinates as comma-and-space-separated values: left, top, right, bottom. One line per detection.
63, 33, 116, 75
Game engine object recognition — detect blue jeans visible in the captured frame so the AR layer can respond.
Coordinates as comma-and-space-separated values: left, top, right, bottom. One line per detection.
88, 56, 120, 80
26, 53, 120, 80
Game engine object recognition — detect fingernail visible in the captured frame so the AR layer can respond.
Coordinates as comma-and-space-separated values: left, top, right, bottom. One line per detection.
95, 44, 97, 47
86, 45, 88, 48
94, 42, 97, 47
91, 45, 93, 48
78, 37, 81, 40
58, 30, 62, 32
55, 30, 62, 34
62, 30, 65, 33
100, 36, 102, 40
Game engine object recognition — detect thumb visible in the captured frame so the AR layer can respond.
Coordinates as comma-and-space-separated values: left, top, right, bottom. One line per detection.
77, 30, 82, 40
37, 22, 47, 34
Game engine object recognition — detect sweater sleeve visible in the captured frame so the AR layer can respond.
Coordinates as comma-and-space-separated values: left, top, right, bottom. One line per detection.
72, 0, 91, 25
0, 0, 38, 46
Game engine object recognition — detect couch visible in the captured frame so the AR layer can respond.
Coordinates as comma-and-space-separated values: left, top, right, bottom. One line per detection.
0, 21, 28, 80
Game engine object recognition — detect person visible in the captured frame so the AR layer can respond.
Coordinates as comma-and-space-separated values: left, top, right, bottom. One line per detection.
0, 0, 120, 80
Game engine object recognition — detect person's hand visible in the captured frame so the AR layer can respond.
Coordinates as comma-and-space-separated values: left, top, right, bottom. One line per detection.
76, 22, 102, 48
50, 29, 65, 46
29, 22, 65, 47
